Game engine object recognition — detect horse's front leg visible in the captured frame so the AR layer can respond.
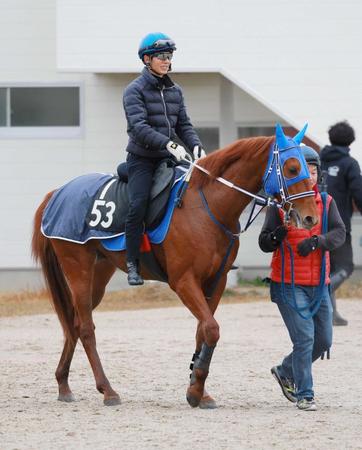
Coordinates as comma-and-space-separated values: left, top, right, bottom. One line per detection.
190, 274, 227, 409
172, 273, 223, 408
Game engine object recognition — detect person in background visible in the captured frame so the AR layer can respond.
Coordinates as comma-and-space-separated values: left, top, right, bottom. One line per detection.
122, 32, 205, 285
259, 146, 345, 411
320, 121, 362, 325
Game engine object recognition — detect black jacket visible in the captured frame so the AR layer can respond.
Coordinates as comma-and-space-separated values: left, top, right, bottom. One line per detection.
123, 67, 201, 158
320, 145, 362, 232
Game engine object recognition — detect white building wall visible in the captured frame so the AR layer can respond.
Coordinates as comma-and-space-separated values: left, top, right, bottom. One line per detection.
0, 2, 280, 273
0, 1, 126, 269
57, 0, 362, 163
1, 0, 362, 285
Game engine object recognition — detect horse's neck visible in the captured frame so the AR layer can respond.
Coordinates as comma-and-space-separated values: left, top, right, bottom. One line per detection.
202, 153, 267, 230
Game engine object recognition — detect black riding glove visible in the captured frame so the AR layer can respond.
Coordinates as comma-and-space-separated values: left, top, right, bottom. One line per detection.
271, 225, 288, 245
297, 235, 319, 257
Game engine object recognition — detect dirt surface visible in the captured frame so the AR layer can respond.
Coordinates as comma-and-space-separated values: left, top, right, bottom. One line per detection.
0, 291, 361, 450
1, 279, 360, 317
0, 283, 269, 317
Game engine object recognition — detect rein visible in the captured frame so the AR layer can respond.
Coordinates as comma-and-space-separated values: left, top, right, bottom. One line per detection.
280, 192, 328, 320
184, 158, 278, 208
180, 141, 314, 230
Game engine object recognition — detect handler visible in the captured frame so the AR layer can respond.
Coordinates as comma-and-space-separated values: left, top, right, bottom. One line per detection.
259, 146, 345, 411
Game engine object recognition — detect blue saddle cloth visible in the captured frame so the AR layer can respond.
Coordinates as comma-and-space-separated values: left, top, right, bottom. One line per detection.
101, 177, 183, 251
41, 173, 115, 243
41, 168, 186, 247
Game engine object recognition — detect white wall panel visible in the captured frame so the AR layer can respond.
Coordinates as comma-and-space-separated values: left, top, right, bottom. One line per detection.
2, 0, 362, 276
57, 0, 362, 161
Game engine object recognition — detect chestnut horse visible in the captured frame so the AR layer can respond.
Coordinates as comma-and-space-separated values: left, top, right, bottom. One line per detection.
32, 131, 318, 408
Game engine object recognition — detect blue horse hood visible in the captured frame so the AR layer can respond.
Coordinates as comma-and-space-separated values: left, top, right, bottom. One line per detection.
263, 140, 311, 197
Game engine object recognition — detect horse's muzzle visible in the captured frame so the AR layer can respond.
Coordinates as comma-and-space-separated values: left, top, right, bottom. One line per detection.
302, 214, 318, 229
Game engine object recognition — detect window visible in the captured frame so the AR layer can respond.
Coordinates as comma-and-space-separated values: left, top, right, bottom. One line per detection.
0, 88, 6, 126
238, 126, 275, 139
195, 127, 219, 152
0, 85, 82, 138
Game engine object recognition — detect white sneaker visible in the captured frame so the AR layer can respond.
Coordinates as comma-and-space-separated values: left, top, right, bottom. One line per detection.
296, 398, 317, 411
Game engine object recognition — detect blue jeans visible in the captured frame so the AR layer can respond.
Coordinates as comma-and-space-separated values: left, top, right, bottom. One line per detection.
270, 281, 333, 400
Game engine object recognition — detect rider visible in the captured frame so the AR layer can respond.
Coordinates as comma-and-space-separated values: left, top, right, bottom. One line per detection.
259, 146, 345, 411
122, 32, 206, 285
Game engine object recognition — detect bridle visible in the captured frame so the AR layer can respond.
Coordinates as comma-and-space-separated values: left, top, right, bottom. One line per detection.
262, 143, 315, 222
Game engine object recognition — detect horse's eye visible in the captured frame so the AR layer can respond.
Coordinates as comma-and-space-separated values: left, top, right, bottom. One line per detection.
283, 157, 301, 179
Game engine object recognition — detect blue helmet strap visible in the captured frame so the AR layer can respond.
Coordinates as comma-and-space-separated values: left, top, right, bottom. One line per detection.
263, 142, 314, 220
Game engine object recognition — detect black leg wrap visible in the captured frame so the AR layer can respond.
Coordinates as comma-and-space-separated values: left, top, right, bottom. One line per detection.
189, 351, 200, 372
190, 344, 215, 385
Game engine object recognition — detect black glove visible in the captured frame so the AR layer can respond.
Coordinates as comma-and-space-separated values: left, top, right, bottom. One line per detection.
271, 225, 288, 244
297, 235, 319, 257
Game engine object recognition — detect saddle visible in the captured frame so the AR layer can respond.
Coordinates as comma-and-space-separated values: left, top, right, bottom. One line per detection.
41, 161, 188, 282
87, 161, 175, 233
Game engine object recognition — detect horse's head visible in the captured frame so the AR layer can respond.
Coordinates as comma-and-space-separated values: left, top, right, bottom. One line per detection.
263, 124, 318, 229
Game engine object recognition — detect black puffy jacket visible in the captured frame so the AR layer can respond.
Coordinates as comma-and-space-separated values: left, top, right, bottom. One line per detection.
320, 145, 362, 232
123, 67, 201, 158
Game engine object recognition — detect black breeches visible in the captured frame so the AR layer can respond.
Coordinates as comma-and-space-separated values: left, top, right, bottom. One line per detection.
330, 232, 354, 279
125, 153, 164, 262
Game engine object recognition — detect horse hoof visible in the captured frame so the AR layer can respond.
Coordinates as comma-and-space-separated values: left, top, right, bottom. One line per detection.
58, 393, 76, 403
199, 395, 217, 409
186, 386, 202, 408
103, 396, 121, 406
186, 393, 200, 408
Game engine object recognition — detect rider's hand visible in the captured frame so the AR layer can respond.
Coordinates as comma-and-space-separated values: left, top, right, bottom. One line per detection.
193, 145, 206, 161
166, 141, 187, 162
271, 225, 288, 244
297, 235, 319, 257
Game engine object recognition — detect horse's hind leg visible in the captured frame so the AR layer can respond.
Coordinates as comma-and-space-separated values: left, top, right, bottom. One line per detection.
55, 258, 116, 403
91, 258, 117, 310
56, 247, 120, 406
56, 336, 78, 402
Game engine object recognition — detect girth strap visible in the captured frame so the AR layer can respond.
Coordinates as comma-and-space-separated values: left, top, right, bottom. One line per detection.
199, 189, 240, 300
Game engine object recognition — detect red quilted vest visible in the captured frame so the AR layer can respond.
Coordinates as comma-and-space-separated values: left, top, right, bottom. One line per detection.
270, 193, 331, 286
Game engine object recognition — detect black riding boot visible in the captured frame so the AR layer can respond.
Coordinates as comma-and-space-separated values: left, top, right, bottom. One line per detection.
330, 270, 348, 326
126, 261, 144, 286
330, 291, 348, 326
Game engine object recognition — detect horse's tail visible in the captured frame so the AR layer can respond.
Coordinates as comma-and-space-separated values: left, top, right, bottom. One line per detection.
32, 192, 76, 344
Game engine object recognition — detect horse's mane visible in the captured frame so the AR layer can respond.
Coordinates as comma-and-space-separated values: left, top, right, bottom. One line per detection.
190, 136, 274, 188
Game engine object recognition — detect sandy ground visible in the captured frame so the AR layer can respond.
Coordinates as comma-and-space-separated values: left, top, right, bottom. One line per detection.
0, 298, 361, 450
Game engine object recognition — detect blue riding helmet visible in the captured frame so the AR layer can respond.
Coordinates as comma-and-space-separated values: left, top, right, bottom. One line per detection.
301, 145, 321, 167
138, 32, 176, 60
301, 145, 321, 181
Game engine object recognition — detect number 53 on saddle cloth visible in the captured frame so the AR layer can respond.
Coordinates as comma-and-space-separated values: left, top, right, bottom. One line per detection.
41, 164, 187, 249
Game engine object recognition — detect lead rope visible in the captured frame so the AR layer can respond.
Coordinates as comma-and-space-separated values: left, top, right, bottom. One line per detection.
280, 192, 328, 320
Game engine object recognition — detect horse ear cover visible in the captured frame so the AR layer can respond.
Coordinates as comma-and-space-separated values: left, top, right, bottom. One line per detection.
293, 123, 308, 145
275, 123, 289, 149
